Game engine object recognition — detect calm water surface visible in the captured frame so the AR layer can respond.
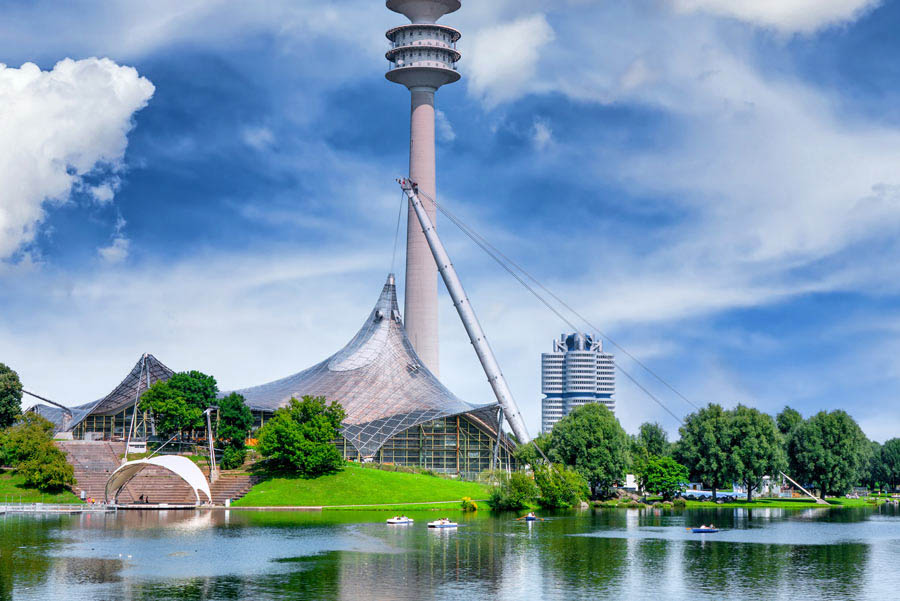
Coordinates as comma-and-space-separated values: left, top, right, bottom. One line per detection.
2, 505, 898, 600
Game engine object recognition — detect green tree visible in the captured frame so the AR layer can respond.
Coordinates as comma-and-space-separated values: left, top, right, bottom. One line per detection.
217, 393, 253, 469
1, 412, 56, 466
257, 396, 346, 477
643, 455, 689, 500
729, 405, 786, 501
630, 422, 671, 493
140, 381, 203, 438
0, 363, 23, 429
514, 432, 551, 468
533, 464, 590, 508
637, 422, 670, 457
19, 445, 75, 491
675, 403, 733, 500
547, 403, 629, 499
0, 413, 74, 491
488, 471, 538, 510
166, 371, 219, 428
787, 410, 868, 497
776, 406, 803, 437
861, 440, 885, 491
882, 438, 900, 490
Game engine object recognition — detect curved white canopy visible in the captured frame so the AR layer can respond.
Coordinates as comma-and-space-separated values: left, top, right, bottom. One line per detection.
105, 455, 212, 505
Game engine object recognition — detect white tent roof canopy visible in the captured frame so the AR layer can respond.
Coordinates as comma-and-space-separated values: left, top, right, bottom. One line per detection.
105, 455, 212, 505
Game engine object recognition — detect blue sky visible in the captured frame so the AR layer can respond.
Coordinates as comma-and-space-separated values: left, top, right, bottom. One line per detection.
2, 0, 900, 441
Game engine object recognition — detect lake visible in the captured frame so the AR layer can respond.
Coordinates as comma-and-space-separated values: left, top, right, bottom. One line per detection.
2, 504, 898, 600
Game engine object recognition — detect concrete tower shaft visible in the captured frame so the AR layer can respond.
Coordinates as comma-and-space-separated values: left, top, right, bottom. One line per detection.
385, 0, 462, 376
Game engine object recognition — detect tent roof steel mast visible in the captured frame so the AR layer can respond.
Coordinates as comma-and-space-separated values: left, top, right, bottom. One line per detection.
399, 178, 531, 444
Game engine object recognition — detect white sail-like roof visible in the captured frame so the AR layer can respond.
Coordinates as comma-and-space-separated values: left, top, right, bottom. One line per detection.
230, 274, 498, 457
105, 455, 212, 505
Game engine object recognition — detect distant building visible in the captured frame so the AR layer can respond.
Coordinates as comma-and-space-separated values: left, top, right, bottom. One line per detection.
541, 333, 615, 433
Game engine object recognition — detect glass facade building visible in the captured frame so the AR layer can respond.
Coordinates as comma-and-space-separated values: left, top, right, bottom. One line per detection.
541, 333, 616, 433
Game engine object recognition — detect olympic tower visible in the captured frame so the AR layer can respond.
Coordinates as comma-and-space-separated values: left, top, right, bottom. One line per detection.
385, 0, 462, 376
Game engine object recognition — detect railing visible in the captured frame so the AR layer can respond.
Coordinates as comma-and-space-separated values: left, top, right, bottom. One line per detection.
391, 40, 456, 50
0, 502, 115, 513
388, 61, 458, 71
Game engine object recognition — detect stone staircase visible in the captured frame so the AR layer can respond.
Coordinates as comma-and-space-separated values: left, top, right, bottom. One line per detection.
57, 441, 258, 505
210, 472, 258, 505
57, 440, 130, 502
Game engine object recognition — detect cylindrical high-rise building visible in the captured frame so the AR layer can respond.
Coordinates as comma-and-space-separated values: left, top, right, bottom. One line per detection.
385, 0, 462, 376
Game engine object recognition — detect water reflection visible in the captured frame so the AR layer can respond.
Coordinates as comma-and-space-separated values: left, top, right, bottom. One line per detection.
0, 507, 898, 601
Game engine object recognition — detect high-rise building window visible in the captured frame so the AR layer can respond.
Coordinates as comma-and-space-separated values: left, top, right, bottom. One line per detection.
541, 333, 616, 433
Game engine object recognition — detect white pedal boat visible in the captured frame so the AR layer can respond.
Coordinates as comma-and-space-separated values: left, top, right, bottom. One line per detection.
427, 518, 458, 529
386, 516, 414, 525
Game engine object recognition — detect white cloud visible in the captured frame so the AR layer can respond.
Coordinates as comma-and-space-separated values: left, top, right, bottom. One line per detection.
435, 109, 456, 143
97, 236, 130, 264
0, 58, 154, 260
531, 119, 553, 150
241, 125, 275, 150
97, 215, 130, 264
466, 14, 555, 108
669, 0, 881, 33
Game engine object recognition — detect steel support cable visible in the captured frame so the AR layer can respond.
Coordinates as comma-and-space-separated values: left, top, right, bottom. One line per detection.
417, 189, 687, 425
390, 190, 405, 275
421, 189, 699, 412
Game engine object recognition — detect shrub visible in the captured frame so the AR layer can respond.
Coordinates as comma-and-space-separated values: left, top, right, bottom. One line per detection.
489, 472, 538, 511
220, 445, 246, 470
461, 497, 478, 512
673, 498, 687, 508
257, 396, 346, 477
19, 446, 75, 491
534, 464, 590, 509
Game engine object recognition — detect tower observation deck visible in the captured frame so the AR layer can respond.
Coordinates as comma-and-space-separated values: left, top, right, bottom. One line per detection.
385, 0, 463, 377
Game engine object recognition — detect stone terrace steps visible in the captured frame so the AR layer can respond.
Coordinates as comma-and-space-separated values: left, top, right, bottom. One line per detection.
210, 472, 258, 505
57, 441, 128, 502
58, 441, 259, 505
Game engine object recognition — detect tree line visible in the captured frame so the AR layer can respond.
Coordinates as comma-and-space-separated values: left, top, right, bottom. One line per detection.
517, 401, 900, 502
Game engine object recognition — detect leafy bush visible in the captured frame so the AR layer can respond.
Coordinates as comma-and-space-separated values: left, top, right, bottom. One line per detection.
546, 404, 629, 499
220, 445, 247, 470
257, 396, 346, 477
534, 464, 590, 508
1, 414, 74, 491
20, 446, 75, 491
488, 471, 538, 511
1, 413, 55, 466
644, 456, 690, 501
461, 496, 478, 512
673, 498, 687, 508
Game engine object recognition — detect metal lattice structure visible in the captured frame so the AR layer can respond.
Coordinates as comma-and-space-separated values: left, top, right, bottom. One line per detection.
29, 354, 174, 438
233, 274, 500, 457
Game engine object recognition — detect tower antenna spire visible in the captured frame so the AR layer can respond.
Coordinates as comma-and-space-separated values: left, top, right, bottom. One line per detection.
385, 0, 462, 377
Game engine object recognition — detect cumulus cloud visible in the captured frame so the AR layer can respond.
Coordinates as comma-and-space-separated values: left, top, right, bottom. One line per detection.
531, 119, 553, 150
241, 125, 275, 150
97, 215, 130, 264
0, 58, 154, 260
466, 14, 555, 107
669, 0, 882, 33
435, 109, 456, 143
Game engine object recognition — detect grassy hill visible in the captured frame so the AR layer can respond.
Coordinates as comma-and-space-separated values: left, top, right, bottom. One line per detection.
0, 471, 82, 504
233, 464, 489, 509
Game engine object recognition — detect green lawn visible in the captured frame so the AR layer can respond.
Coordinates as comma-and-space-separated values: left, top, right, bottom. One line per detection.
233, 464, 489, 508
0, 471, 82, 504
